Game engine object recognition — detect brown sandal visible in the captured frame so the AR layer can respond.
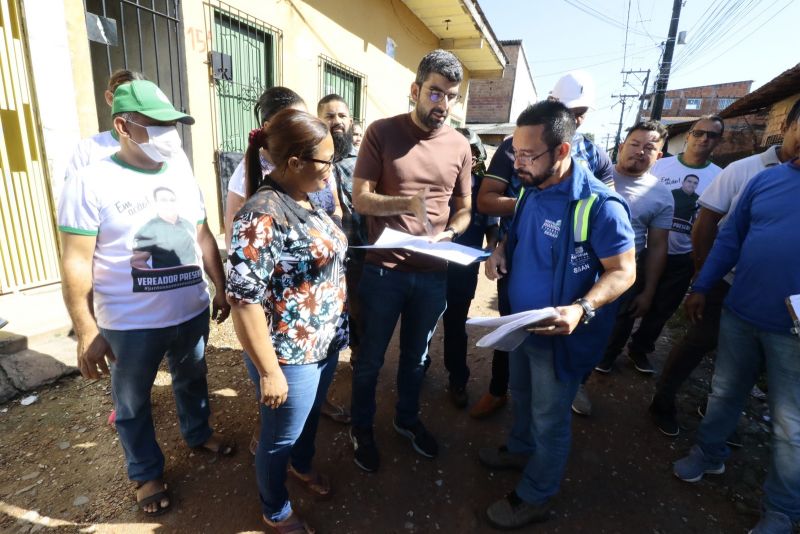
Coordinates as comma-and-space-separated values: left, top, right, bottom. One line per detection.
136, 480, 171, 517
193, 433, 237, 457
287, 464, 332, 499
263, 513, 315, 534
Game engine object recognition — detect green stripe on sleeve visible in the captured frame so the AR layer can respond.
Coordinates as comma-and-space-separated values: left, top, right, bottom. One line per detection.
58, 226, 98, 236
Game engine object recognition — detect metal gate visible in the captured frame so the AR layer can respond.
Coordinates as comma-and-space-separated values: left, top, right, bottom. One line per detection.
204, 1, 281, 211
83, 0, 191, 151
0, 0, 60, 294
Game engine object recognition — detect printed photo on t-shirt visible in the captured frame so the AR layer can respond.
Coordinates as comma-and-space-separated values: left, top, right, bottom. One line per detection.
670, 174, 700, 235
130, 186, 203, 292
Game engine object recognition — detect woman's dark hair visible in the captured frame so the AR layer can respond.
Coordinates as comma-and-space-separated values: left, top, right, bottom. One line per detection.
107, 69, 144, 92
245, 109, 328, 196
254, 86, 305, 125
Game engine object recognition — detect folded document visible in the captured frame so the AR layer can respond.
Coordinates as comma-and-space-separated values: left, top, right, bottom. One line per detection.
467, 307, 559, 352
352, 228, 491, 265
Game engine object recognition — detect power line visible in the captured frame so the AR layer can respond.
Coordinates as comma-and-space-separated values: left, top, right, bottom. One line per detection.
673, 0, 780, 74
672, 0, 767, 72
673, 0, 795, 78
562, 0, 666, 39
536, 43, 659, 77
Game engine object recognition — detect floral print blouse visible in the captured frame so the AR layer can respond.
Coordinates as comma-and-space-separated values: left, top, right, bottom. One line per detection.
226, 177, 348, 365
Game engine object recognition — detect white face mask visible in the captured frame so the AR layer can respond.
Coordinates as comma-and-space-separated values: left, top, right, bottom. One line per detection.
127, 121, 182, 163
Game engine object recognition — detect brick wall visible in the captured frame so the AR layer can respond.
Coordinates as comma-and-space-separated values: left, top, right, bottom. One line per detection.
762, 94, 800, 146
646, 80, 753, 118
466, 43, 520, 123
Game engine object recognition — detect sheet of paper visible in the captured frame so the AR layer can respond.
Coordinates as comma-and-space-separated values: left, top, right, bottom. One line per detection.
467, 307, 559, 352
789, 295, 800, 317
352, 228, 490, 265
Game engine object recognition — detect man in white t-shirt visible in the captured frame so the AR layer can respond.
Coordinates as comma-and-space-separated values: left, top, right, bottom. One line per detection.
573, 121, 673, 415
649, 99, 800, 437
58, 80, 231, 516
620, 115, 723, 375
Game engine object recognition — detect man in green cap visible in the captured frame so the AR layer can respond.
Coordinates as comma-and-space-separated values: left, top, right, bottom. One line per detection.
58, 80, 233, 516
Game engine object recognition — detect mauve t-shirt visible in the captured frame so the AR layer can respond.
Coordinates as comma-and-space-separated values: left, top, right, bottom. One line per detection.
355, 113, 471, 271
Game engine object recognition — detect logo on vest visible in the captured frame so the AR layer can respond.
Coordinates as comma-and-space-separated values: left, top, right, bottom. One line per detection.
570, 245, 592, 274
542, 218, 562, 238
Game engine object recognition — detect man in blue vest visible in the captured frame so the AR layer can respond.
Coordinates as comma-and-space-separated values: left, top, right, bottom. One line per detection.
479, 100, 636, 529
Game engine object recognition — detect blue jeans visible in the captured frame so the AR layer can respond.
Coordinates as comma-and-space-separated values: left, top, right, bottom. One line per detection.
507, 339, 580, 504
351, 264, 447, 428
696, 309, 800, 521
101, 309, 212, 482
245, 351, 338, 522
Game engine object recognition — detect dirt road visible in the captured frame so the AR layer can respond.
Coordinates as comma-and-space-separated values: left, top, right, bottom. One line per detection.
0, 274, 769, 533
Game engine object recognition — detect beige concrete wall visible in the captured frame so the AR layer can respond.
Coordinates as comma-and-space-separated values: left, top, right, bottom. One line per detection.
63, 0, 97, 139
180, 0, 471, 232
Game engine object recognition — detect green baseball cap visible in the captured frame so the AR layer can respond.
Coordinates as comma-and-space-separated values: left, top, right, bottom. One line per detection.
112, 80, 195, 125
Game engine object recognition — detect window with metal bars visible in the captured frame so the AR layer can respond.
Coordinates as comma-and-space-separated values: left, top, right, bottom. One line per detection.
717, 98, 736, 110
320, 56, 366, 122
203, 1, 281, 209
84, 0, 189, 153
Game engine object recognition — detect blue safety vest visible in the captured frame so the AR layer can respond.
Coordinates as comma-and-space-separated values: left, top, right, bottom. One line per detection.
507, 159, 632, 380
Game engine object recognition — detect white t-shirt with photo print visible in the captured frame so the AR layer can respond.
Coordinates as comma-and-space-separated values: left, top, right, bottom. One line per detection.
58, 155, 210, 330
650, 154, 721, 255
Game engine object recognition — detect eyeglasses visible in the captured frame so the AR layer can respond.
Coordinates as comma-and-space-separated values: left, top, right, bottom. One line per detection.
690, 129, 721, 140
427, 88, 461, 105
301, 155, 340, 169
513, 147, 554, 166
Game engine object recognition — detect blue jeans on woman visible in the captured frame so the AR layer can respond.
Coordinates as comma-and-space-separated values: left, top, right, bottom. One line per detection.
244, 350, 338, 522
100, 309, 212, 482
695, 309, 800, 522
508, 338, 580, 504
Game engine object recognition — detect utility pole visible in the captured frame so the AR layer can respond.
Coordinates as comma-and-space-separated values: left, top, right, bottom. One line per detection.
612, 93, 640, 160
637, 69, 651, 120
602, 133, 614, 152
651, 0, 683, 121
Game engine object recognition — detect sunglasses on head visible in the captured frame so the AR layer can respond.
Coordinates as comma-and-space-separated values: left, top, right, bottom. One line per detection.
690, 129, 721, 140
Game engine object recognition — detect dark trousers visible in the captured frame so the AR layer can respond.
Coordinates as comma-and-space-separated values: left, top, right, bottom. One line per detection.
602, 251, 650, 362
628, 253, 694, 355
651, 279, 731, 415
442, 261, 480, 389
346, 253, 365, 359
489, 276, 511, 397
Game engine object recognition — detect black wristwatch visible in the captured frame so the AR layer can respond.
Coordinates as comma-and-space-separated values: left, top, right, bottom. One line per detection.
573, 298, 596, 325
445, 226, 459, 240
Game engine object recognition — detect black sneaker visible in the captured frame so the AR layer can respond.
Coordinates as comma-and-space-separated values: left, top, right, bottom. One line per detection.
448, 384, 469, 409
697, 403, 744, 448
649, 406, 679, 437
627, 351, 655, 374
393, 418, 438, 458
594, 356, 615, 374
350, 426, 380, 472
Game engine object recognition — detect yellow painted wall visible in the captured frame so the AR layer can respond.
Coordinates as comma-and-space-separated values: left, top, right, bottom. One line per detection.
180, 0, 471, 233
62, 0, 97, 139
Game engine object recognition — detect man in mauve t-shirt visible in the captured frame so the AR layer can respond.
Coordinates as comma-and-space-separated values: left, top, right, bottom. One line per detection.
349, 49, 472, 473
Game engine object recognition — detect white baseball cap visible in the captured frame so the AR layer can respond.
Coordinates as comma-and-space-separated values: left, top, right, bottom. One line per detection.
549, 70, 596, 110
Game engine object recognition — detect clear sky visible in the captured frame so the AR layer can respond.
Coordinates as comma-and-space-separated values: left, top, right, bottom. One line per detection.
478, 0, 798, 149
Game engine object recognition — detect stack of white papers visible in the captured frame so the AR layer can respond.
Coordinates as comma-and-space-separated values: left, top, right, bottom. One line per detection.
352, 228, 490, 265
467, 307, 559, 352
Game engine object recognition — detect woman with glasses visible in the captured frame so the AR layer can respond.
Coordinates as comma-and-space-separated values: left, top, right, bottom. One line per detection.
227, 109, 348, 534
224, 87, 342, 249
